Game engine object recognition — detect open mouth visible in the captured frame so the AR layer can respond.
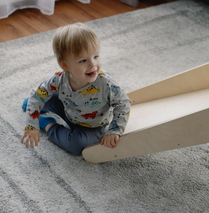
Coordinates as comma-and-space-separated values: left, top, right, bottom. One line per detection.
86, 71, 97, 77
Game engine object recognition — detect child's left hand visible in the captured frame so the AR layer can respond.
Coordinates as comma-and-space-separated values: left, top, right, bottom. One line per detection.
101, 134, 120, 148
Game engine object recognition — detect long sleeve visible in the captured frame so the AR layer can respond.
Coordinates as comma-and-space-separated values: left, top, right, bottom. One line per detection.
104, 78, 131, 136
25, 71, 63, 130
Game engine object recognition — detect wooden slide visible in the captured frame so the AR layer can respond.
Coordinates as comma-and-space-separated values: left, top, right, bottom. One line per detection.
82, 63, 209, 163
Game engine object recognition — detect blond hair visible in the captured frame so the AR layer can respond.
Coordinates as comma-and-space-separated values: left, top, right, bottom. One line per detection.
53, 22, 100, 63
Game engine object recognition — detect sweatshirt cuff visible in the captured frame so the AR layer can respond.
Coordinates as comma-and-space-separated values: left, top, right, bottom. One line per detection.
24, 125, 39, 131
103, 130, 122, 136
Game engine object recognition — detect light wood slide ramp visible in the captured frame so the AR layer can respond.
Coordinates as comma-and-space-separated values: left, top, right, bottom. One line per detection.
82, 63, 209, 163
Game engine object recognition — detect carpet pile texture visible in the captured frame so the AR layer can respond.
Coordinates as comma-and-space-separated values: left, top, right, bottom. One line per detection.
1, 1, 209, 212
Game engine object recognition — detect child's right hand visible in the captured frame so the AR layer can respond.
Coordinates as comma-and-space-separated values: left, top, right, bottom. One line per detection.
21, 130, 40, 149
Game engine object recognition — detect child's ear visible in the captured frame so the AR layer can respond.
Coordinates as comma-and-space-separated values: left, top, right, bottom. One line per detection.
59, 60, 69, 71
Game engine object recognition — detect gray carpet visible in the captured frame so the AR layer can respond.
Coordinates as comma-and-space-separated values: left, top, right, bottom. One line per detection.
1, 1, 209, 212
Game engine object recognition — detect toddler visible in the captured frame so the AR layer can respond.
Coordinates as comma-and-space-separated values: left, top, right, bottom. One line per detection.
21, 22, 131, 155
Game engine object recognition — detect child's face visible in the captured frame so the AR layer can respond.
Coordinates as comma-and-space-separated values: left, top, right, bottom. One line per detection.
62, 46, 101, 89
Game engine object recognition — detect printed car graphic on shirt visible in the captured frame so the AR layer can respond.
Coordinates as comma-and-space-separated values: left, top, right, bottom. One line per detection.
65, 98, 78, 107
85, 98, 102, 108
99, 70, 105, 76
55, 71, 63, 76
50, 84, 59, 92
79, 86, 101, 95
29, 110, 40, 119
76, 121, 92, 127
29, 106, 41, 119
111, 85, 121, 96
36, 87, 48, 98
81, 111, 98, 119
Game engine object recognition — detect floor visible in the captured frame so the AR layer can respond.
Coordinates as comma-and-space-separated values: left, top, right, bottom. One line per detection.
0, 0, 178, 43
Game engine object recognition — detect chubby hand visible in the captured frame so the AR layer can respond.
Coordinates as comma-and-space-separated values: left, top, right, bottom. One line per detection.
21, 130, 40, 149
101, 134, 120, 148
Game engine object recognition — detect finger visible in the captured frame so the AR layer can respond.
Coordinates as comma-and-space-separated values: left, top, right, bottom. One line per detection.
30, 139, 34, 149
35, 135, 40, 147
112, 141, 117, 148
25, 136, 30, 149
111, 137, 118, 147
110, 140, 115, 147
103, 139, 106, 146
115, 137, 120, 145
103, 139, 108, 147
106, 140, 113, 148
21, 134, 25, 144
34, 138, 38, 147
101, 138, 104, 145
34, 136, 38, 147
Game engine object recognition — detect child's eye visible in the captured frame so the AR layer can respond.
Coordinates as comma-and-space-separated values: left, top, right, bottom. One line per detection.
94, 55, 99, 59
79, 59, 86, 63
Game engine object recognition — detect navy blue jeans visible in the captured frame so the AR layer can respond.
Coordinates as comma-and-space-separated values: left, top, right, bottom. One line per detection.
43, 93, 105, 155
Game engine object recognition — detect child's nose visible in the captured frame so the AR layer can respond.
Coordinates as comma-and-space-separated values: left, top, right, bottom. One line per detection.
88, 61, 96, 68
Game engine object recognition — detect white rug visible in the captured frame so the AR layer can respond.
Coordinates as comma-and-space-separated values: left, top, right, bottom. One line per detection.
1, 1, 209, 212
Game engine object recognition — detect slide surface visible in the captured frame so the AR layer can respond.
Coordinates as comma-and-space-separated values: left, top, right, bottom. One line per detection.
82, 63, 209, 163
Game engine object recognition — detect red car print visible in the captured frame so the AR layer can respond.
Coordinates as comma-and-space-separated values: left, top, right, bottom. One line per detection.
81, 111, 98, 119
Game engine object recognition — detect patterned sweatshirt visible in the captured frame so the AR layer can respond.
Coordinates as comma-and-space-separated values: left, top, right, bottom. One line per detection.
25, 69, 131, 136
